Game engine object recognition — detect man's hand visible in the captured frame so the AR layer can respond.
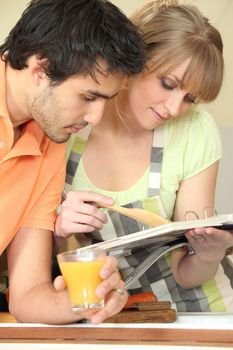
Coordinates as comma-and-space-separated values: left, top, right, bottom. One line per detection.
55, 191, 114, 238
53, 255, 127, 324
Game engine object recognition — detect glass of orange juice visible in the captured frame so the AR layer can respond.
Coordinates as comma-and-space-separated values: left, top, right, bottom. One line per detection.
57, 248, 106, 312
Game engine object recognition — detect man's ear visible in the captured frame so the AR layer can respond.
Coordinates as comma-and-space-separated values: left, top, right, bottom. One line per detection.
30, 56, 48, 86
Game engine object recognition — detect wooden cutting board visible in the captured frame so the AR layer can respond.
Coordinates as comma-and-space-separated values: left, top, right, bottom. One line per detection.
105, 301, 177, 323
104, 309, 176, 323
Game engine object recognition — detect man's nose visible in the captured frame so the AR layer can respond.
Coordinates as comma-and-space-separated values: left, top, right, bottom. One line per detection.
84, 101, 106, 126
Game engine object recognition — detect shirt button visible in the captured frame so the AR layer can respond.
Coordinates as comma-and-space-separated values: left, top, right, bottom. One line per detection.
0, 142, 5, 148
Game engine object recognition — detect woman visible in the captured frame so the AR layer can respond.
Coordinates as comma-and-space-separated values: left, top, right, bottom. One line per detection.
55, 0, 233, 312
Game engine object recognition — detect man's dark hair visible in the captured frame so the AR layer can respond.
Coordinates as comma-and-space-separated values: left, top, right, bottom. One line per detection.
0, 0, 146, 83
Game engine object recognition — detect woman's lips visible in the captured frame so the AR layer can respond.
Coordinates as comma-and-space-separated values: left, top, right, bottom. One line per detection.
151, 107, 166, 122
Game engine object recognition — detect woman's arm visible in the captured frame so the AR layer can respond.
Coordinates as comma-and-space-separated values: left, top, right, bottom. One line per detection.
173, 161, 219, 222
171, 161, 233, 288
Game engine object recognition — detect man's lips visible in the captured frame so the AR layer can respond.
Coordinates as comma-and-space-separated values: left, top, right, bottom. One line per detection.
67, 126, 83, 133
67, 122, 89, 133
72, 126, 80, 132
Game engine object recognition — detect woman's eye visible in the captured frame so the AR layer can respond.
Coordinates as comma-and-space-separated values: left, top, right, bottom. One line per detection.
161, 79, 174, 91
160, 77, 197, 104
184, 94, 197, 104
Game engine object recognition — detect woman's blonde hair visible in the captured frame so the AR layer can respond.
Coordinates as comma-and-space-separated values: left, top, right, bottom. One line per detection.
131, 0, 224, 102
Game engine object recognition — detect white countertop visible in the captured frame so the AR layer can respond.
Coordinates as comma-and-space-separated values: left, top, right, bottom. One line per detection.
1, 313, 233, 330
0, 314, 232, 349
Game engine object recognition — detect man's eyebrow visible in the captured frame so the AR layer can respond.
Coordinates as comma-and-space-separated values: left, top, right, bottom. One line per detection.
86, 90, 119, 100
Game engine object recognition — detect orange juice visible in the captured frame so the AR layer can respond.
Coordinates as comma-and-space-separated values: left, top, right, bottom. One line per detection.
59, 259, 105, 308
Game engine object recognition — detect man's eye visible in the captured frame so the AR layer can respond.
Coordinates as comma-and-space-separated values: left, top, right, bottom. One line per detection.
83, 95, 96, 102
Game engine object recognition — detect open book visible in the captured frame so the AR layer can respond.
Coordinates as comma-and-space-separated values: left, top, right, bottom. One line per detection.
81, 213, 233, 253
78, 213, 233, 288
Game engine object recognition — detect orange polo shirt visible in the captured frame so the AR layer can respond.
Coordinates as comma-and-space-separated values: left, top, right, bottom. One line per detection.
0, 59, 66, 254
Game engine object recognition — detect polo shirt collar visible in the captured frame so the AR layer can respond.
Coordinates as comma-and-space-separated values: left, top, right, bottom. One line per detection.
0, 58, 10, 118
0, 58, 47, 162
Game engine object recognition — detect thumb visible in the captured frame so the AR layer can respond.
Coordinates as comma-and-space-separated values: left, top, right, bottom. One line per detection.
53, 275, 66, 291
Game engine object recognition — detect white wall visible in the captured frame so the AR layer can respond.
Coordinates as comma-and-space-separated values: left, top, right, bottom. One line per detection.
1, 0, 232, 128
0, 0, 29, 41
216, 127, 233, 214
0, 0, 232, 213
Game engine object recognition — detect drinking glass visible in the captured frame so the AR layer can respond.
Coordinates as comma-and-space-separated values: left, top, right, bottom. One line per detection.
57, 248, 106, 312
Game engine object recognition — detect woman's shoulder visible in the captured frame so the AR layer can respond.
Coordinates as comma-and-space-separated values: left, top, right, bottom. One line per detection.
163, 108, 222, 179
165, 108, 221, 144
187, 108, 220, 132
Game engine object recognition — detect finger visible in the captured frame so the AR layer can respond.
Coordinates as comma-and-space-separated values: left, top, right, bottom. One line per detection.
99, 256, 118, 279
55, 213, 99, 236
190, 235, 206, 243
204, 227, 219, 236
192, 227, 205, 235
192, 227, 214, 239
65, 211, 107, 227
53, 275, 66, 291
96, 270, 120, 299
187, 228, 207, 242
76, 211, 108, 225
57, 210, 108, 237
62, 202, 108, 224
66, 191, 113, 206
91, 281, 127, 324
96, 257, 120, 299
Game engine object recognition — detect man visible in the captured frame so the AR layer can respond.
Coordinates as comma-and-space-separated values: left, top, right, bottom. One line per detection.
0, 0, 145, 324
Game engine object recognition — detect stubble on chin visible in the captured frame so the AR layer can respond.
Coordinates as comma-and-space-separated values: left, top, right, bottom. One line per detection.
45, 129, 71, 144
29, 90, 70, 144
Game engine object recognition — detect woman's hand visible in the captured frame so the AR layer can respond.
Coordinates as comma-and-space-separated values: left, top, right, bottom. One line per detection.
53, 255, 128, 324
185, 227, 233, 263
54, 191, 113, 238
172, 227, 233, 288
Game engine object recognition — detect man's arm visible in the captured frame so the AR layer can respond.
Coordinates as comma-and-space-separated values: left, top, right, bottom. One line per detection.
7, 227, 126, 324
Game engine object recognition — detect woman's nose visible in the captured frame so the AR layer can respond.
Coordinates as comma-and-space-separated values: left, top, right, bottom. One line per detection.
164, 92, 184, 117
